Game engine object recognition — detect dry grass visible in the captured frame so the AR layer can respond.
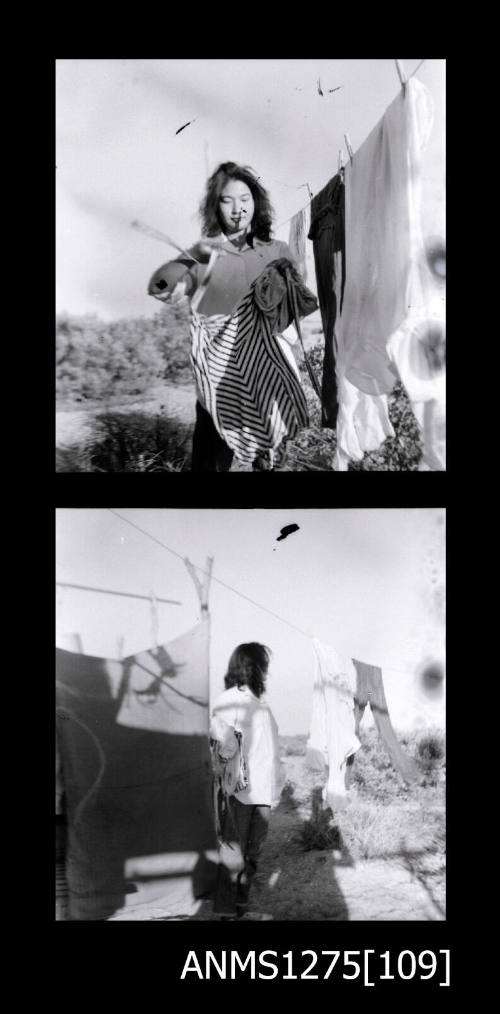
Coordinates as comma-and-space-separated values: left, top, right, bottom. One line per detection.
280, 728, 445, 873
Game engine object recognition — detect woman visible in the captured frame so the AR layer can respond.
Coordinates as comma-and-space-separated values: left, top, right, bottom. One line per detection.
209, 642, 283, 919
148, 162, 314, 471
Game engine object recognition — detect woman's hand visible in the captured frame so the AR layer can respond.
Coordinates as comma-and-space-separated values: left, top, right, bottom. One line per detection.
188, 237, 229, 263
152, 279, 188, 305
167, 280, 188, 305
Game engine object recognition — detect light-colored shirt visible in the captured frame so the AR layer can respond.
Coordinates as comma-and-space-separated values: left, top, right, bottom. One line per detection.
210, 685, 282, 807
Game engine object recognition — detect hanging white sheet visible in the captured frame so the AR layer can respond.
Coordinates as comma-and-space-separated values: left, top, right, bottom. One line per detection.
334, 77, 445, 470
306, 638, 361, 810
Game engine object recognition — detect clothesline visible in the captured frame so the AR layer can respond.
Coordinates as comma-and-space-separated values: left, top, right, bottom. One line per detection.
56, 581, 182, 606
105, 510, 431, 677
107, 509, 310, 638
133, 60, 427, 264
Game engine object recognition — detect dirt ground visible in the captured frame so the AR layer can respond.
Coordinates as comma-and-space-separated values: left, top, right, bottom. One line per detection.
56, 751, 444, 922
55, 381, 197, 447
191, 754, 444, 922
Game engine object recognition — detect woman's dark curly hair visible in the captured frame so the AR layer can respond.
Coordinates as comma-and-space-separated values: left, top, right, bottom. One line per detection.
199, 162, 275, 243
224, 642, 271, 698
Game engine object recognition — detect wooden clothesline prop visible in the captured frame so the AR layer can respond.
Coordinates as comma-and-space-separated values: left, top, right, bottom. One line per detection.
184, 555, 213, 613
395, 59, 408, 95
344, 133, 354, 165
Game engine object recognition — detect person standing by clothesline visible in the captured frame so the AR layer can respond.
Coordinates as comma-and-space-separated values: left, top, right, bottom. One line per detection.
148, 162, 316, 472
209, 642, 283, 920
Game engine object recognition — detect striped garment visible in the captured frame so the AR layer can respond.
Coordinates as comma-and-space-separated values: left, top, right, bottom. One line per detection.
190, 289, 309, 464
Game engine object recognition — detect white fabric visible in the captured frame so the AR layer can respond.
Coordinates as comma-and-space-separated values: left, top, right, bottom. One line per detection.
306, 639, 360, 810
335, 78, 443, 469
387, 299, 446, 470
209, 714, 240, 760
211, 685, 283, 807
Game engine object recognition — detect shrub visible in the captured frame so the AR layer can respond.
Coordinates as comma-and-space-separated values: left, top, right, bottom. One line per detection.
56, 412, 192, 472
280, 781, 300, 810
56, 305, 192, 403
287, 342, 423, 470
415, 732, 445, 778
336, 796, 445, 862
348, 728, 409, 803
300, 788, 342, 851
280, 735, 308, 756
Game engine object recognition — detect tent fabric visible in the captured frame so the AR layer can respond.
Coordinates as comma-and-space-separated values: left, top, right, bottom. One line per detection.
334, 77, 444, 469
306, 639, 361, 811
56, 621, 216, 920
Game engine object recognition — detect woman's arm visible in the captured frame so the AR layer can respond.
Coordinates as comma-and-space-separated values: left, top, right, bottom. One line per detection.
148, 258, 197, 302
148, 238, 232, 302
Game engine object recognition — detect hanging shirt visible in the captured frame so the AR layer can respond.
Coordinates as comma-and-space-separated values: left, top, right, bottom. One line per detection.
335, 77, 442, 468
211, 685, 282, 807
307, 639, 361, 810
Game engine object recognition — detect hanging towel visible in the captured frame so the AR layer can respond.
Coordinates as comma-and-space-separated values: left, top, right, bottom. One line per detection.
335, 77, 441, 468
288, 207, 308, 281
56, 622, 216, 921
307, 639, 361, 811
190, 261, 313, 464
308, 174, 345, 427
351, 658, 419, 783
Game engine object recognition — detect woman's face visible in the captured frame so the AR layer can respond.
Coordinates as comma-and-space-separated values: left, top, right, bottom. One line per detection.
218, 179, 255, 235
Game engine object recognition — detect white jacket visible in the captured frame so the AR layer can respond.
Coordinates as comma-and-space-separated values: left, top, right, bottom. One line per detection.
210, 685, 283, 807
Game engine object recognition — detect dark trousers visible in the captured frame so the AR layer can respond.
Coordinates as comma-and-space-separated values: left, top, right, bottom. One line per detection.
191, 401, 282, 472
191, 401, 234, 472
213, 797, 271, 916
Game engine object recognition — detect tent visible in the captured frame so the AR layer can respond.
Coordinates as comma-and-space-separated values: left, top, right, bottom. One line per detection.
56, 562, 217, 921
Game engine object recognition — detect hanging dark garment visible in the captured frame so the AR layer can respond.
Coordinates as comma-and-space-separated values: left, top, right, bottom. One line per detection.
308, 174, 345, 428
350, 658, 419, 784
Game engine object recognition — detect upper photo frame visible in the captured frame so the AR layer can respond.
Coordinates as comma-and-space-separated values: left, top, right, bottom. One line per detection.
56, 59, 445, 473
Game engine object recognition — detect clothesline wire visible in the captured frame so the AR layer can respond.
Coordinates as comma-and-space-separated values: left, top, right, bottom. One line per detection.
105, 510, 430, 676
135, 62, 428, 259
107, 509, 312, 639
56, 581, 182, 606
410, 59, 426, 78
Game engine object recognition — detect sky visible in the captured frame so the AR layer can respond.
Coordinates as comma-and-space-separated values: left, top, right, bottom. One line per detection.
56, 508, 446, 735
56, 58, 445, 321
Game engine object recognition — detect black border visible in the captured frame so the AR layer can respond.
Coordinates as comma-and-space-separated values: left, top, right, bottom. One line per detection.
52, 50, 457, 995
